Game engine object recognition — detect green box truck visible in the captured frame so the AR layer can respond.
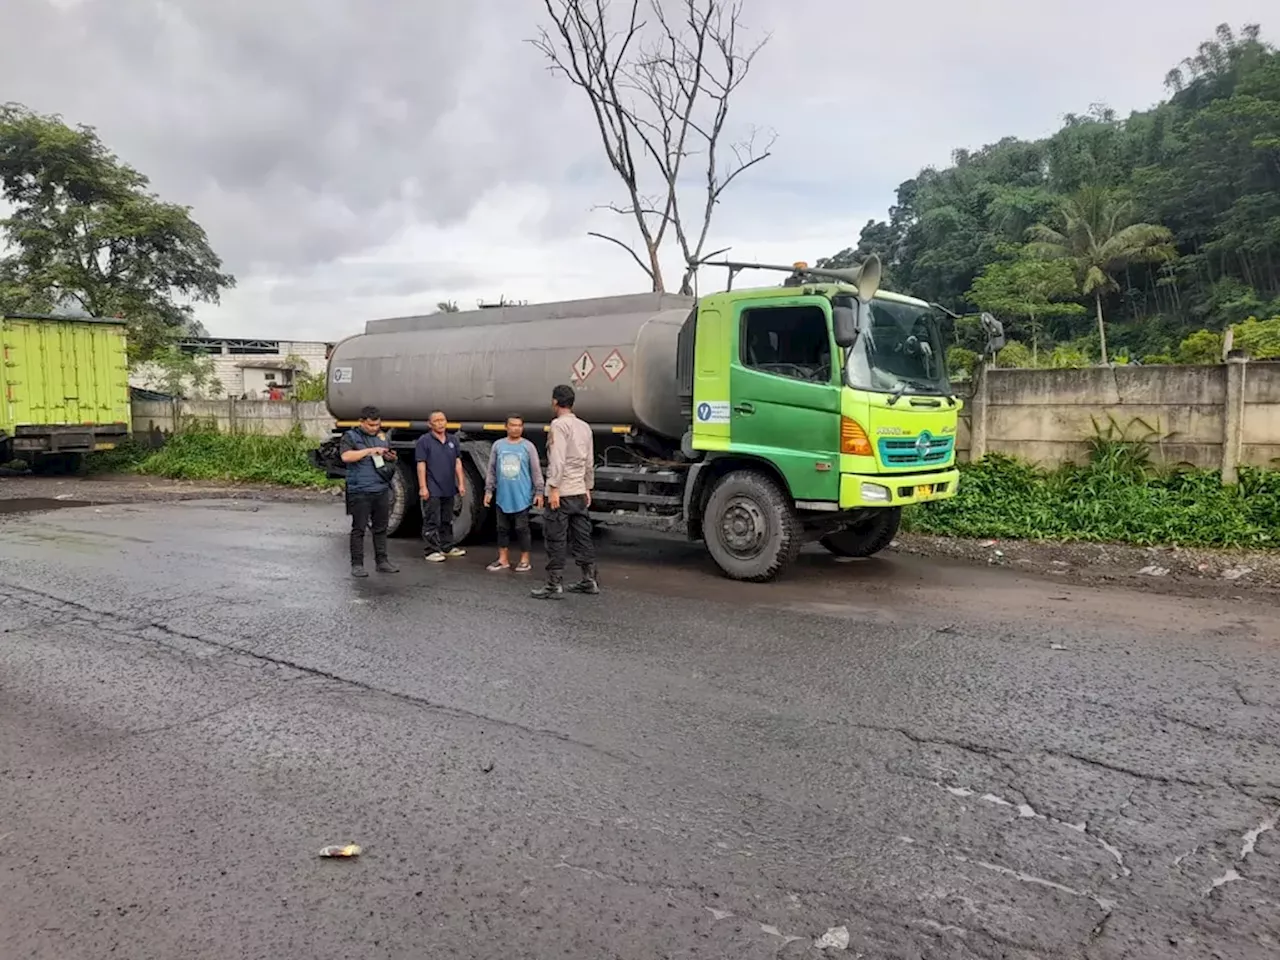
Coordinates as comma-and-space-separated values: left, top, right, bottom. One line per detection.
1, 313, 131, 472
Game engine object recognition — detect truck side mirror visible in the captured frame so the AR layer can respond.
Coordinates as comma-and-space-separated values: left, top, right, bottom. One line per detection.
832, 303, 858, 348
980, 312, 1005, 356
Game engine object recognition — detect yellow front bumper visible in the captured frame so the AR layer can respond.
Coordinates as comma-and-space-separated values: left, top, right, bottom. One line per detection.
839, 469, 960, 508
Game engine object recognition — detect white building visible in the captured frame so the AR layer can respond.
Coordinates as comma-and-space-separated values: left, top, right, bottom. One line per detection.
131, 337, 333, 398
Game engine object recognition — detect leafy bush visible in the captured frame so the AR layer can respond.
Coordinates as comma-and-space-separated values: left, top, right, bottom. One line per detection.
86, 425, 334, 487
1176, 329, 1222, 364
906, 445, 1280, 548
995, 340, 1034, 368
1047, 344, 1091, 368
947, 346, 980, 380
1231, 316, 1280, 359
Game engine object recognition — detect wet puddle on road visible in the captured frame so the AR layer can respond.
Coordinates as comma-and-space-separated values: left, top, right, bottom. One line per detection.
0, 497, 100, 515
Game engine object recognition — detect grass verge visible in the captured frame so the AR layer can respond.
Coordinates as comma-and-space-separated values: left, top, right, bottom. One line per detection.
85, 427, 337, 488
905, 449, 1280, 549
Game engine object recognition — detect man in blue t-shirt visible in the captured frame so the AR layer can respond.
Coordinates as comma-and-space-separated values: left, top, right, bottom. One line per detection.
483, 416, 544, 573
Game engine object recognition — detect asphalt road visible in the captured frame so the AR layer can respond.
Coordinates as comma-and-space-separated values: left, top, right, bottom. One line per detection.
2, 496, 1278, 960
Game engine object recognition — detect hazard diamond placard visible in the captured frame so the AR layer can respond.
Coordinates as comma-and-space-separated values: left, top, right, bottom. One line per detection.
571, 350, 595, 382
602, 349, 626, 381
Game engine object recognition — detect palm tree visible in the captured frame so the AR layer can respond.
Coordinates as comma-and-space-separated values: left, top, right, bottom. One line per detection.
1027, 187, 1175, 364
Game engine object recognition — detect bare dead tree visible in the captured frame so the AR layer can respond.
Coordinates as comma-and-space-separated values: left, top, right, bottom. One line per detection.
532, 0, 773, 294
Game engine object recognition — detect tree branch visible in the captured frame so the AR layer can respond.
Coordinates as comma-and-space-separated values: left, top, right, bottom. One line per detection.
531, 0, 770, 293
587, 230, 655, 279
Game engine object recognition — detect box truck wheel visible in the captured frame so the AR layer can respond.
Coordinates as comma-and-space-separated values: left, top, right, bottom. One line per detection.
703, 469, 803, 582
820, 508, 901, 558
32, 453, 82, 476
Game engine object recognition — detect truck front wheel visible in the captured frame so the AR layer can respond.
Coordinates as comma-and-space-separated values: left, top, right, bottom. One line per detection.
820, 508, 902, 558
703, 469, 803, 582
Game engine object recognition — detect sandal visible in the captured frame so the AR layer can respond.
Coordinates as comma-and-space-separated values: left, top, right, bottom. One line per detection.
486, 560, 510, 572
515, 561, 532, 573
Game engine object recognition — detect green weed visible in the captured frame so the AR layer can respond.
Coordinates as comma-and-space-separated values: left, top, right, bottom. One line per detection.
85, 425, 337, 488
907, 451, 1280, 549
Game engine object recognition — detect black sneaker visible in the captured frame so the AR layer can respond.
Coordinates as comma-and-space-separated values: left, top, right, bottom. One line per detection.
565, 579, 600, 595
351, 564, 369, 578
375, 560, 400, 574
531, 583, 564, 600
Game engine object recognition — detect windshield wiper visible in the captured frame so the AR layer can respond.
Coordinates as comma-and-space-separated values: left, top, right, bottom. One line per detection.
885, 377, 940, 405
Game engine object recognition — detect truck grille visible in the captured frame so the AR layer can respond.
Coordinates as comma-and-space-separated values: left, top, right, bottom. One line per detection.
877, 432, 954, 467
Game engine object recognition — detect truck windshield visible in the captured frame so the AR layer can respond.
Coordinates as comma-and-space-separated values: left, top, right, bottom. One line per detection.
844, 298, 949, 396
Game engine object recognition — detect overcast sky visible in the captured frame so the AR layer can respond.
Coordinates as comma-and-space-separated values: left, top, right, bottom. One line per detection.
2, 0, 1273, 341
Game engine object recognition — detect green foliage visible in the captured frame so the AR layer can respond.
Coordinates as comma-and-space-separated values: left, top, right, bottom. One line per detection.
906, 451, 1280, 548
137, 344, 223, 397
1046, 344, 1092, 368
283, 353, 327, 401
85, 423, 335, 487
821, 23, 1280, 361
946, 346, 979, 379
1026, 187, 1176, 362
1177, 329, 1224, 364
995, 340, 1034, 368
966, 252, 1085, 357
0, 103, 234, 362
1231, 316, 1280, 358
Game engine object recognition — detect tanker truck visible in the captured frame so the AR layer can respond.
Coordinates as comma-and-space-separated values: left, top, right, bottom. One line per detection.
312, 256, 1004, 581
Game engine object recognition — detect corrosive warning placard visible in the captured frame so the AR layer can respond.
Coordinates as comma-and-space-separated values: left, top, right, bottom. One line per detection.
571, 351, 595, 381
602, 349, 626, 381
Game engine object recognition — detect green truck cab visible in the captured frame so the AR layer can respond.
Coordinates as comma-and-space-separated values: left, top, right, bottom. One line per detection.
670, 255, 1002, 578
1, 314, 131, 472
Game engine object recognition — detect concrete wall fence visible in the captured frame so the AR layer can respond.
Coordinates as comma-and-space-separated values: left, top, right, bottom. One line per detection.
131, 360, 1280, 477
959, 359, 1280, 479
131, 399, 336, 443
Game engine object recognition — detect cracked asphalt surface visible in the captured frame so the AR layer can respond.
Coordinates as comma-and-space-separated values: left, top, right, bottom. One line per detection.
2, 496, 1278, 959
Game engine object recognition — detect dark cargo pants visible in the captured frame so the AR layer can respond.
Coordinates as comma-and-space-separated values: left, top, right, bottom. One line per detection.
543, 494, 595, 584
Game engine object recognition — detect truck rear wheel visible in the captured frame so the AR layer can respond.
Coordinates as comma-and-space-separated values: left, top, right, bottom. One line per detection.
32, 453, 82, 476
703, 469, 802, 582
820, 508, 901, 558
386, 462, 414, 537
451, 460, 487, 544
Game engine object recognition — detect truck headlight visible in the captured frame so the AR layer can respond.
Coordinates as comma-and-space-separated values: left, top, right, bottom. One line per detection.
860, 483, 891, 503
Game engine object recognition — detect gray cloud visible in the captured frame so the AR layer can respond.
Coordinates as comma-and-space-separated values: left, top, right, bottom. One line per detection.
2, 0, 1276, 340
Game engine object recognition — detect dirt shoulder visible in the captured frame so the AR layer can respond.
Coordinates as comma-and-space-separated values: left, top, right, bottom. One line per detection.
0, 472, 339, 512
3, 472, 1277, 597
891, 532, 1280, 598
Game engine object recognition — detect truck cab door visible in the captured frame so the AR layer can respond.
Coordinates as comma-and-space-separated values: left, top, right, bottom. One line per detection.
727, 296, 841, 503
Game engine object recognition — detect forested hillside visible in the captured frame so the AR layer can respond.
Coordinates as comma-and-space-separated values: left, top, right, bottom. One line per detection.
819, 23, 1280, 369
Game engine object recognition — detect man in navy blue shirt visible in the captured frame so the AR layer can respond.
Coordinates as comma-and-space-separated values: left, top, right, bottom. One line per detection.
415, 410, 468, 562
339, 405, 400, 578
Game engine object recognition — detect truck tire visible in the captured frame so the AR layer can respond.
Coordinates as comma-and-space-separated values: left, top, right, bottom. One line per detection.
33, 453, 82, 476
451, 459, 487, 544
820, 508, 902, 558
703, 469, 803, 582
385, 462, 414, 537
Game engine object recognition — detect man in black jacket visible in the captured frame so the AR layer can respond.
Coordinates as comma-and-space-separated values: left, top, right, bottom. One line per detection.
339, 405, 401, 578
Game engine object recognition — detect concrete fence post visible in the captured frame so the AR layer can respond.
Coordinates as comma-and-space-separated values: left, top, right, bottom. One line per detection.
969, 362, 990, 462
228, 397, 238, 435
1221, 356, 1248, 485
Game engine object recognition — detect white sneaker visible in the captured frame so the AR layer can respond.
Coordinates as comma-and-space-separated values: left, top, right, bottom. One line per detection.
424, 551, 446, 562
446, 547, 467, 558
